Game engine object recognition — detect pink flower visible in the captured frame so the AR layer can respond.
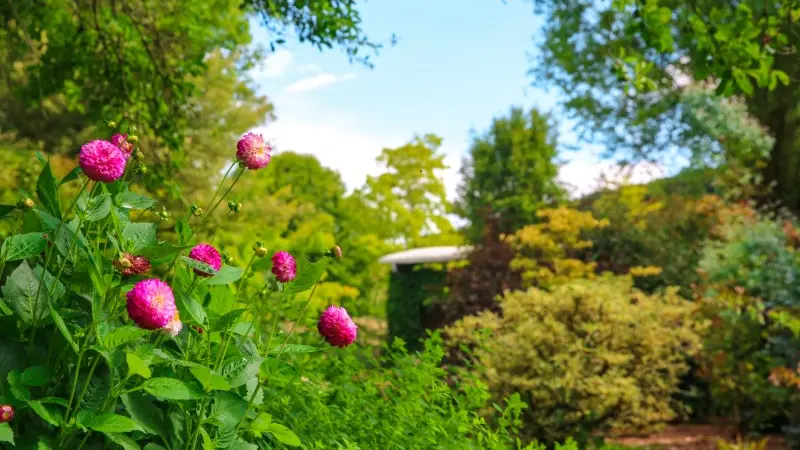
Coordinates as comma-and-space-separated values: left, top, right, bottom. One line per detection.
317, 305, 357, 348
236, 132, 271, 170
271, 251, 297, 283
80, 140, 127, 182
188, 243, 222, 277
0, 405, 13, 423
110, 133, 134, 159
126, 279, 177, 330
163, 311, 183, 337
116, 253, 151, 276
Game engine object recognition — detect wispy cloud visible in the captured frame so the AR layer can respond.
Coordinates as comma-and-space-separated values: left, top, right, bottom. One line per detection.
285, 73, 357, 93
260, 49, 293, 78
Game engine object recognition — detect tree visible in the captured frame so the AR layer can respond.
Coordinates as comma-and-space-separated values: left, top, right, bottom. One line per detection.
360, 134, 461, 247
259, 152, 347, 218
456, 106, 564, 241
527, 0, 800, 209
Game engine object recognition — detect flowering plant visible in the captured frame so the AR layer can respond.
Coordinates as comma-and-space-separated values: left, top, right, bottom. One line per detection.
0, 126, 355, 449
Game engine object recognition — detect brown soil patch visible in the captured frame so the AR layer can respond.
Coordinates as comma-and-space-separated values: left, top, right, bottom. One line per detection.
607, 425, 788, 450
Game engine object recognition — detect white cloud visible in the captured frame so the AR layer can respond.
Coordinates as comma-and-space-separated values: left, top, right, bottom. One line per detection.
558, 159, 665, 198
298, 64, 321, 74
284, 73, 357, 93
260, 49, 293, 78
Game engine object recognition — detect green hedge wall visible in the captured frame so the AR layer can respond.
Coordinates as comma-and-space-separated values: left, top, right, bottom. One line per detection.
386, 264, 447, 351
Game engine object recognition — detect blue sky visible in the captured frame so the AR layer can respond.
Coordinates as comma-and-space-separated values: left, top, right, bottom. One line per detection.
248, 0, 664, 199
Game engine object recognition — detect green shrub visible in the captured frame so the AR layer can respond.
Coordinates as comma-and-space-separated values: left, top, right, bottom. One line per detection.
446, 275, 703, 443
386, 264, 447, 351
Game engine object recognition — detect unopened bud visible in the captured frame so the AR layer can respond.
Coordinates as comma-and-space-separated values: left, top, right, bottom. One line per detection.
0, 405, 14, 423
135, 151, 144, 160
228, 201, 236, 211
107, 121, 117, 128
254, 246, 268, 258
193, 207, 203, 217
331, 245, 343, 260
22, 198, 35, 209
117, 257, 132, 269
235, 202, 242, 213
137, 165, 148, 174
128, 135, 139, 144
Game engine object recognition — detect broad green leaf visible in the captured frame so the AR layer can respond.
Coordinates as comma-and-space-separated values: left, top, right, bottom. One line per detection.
269, 344, 319, 355
1, 232, 47, 262
77, 409, 143, 433
105, 432, 142, 450
249, 413, 272, 433
0, 423, 13, 445
34, 265, 65, 301
46, 217, 90, 259
121, 393, 167, 437
28, 399, 61, 426
221, 356, 263, 388
144, 445, 169, 450
284, 257, 330, 294
78, 193, 112, 222
267, 423, 302, 447
177, 293, 207, 325
21, 366, 51, 386
732, 67, 754, 95
122, 223, 158, 253
210, 391, 247, 428
230, 441, 258, 450
104, 326, 151, 349
39, 397, 70, 407
200, 427, 214, 450
190, 366, 231, 391
212, 308, 246, 333
143, 378, 203, 400
140, 244, 191, 260
49, 297, 78, 353
60, 166, 82, 185
0, 205, 16, 220
2, 261, 47, 324
176, 219, 192, 245
116, 191, 156, 210
37, 162, 62, 220
180, 256, 219, 276
126, 352, 152, 379
205, 265, 243, 286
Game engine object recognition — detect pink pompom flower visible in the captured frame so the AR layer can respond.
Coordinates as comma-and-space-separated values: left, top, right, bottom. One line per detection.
317, 305, 358, 348
126, 279, 177, 330
271, 251, 297, 283
163, 311, 183, 337
110, 133, 134, 159
80, 140, 127, 182
116, 253, 152, 276
0, 405, 14, 423
188, 243, 222, 277
236, 132, 271, 170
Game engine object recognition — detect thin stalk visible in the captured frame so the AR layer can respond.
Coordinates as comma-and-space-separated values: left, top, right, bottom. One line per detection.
186, 397, 210, 450
276, 283, 319, 358
213, 253, 258, 369
0, 210, 26, 279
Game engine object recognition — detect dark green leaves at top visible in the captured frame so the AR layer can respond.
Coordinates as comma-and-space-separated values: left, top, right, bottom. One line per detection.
76, 409, 143, 433
116, 191, 156, 210
284, 257, 331, 294
0, 205, 16, 220
1, 232, 47, 262
122, 223, 158, 253
20, 366, 51, 386
78, 193, 112, 222
2, 261, 48, 324
37, 161, 62, 220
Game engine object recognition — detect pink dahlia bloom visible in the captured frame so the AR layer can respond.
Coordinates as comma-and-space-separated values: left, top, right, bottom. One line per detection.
80, 140, 127, 182
0, 405, 13, 423
236, 132, 271, 170
317, 305, 358, 348
271, 251, 297, 283
188, 243, 222, 277
116, 253, 151, 276
110, 133, 134, 159
163, 311, 183, 337
126, 279, 177, 330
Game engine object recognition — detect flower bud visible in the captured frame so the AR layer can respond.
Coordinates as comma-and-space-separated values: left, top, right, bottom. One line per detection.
331, 245, 343, 260
228, 200, 237, 212
118, 256, 133, 269
22, 198, 35, 209
235, 202, 243, 213
128, 135, 139, 144
193, 207, 203, 217
107, 121, 117, 128
0, 405, 14, 423
135, 151, 145, 160
137, 165, 148, 174
254, 246, 268, 258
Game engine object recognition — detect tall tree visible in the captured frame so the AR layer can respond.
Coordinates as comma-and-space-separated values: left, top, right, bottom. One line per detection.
360, 134, 460, 247
456, 106, 564, 241
527, 0, 799, 209
259, 152, 347, 217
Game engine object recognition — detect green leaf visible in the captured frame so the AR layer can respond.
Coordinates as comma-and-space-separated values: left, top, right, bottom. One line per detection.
2, 261, 47, 324
773, 70, 790, 87
222, 356, 264, 388
284, 257, 330, 294
1, 232, 47, 262
144, 445, 169, 450
60, 166, 82, 185
140, 244, 191, 260
104, 326, 151, 349
78, 193, 112, 222
180, 256, 219, 276
267, 423, 302, 447
0, 205, 16, 220
200, 427, 214, 450
0, 423, 14, 445
122, 223, 158, 253
230, 441, 258, 450
28, 399, 62, 426
176, 293, 207, 325
121, 393, 167, 437
126, 352, 152, 379
34, 265, 65, 301
249, 412, 272, 433
105, 432, 142, 450
190, 366, 231, 391
210, 391, 248, 428
205, 265, 243, 286
21, 365, 51, 386
49, 297, 79, 353
144, 378, 204, 400
269, 344, 319, 355
212, 308, 246, 333
37, 162, 62, 220
77, 409, 143, 433
116, 191, 156, 210
732, 67, 754, 95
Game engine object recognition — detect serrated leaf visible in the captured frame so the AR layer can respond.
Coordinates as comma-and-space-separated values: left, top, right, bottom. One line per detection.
37, 162, 62, 220
177, 293, 207, 325
121, 393, 167, 437
105, 432, 142, 450
104, 326, 151, 349
0, 423, 13, 445
284, 257, 330, 294
28, 399, 61, 426
116, 191, 156, 210
60, 166, 82, 185
205, 265, 243, 286
2, 261, 47, 324
21, 366, 50, 386
212, 308, 246, 333
222, 356, 263, 388
230, 441, 258, 450
77, 409, 143, 433
122, 223, 157, 253
269, 344, 319, 355
1, 232, 47, 261
267, 423, 301, 447
78, 193, 112, 222
190, 366, 231, 392
180, 256, 219, 276
126, 352, 152, 379
210, 391, 247, 428
144, 378, 203, 400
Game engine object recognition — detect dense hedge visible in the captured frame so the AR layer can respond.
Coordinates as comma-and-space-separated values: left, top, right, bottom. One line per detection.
386, 264, 447, 351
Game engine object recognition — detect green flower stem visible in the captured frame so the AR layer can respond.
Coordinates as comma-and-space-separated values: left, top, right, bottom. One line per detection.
70, 354, 101, 419
275, 283, 320, 358
0, 209, 26, 279
75, 431, 92, 450
198, 162, 236, 224
213, 253, 259, 369
186, 397, 210, 450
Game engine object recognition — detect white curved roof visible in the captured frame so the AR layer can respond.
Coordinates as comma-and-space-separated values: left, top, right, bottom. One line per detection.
378, 246, 472, 265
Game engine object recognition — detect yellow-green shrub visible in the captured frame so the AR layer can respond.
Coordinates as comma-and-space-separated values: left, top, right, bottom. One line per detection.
446, 275, 704, 442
